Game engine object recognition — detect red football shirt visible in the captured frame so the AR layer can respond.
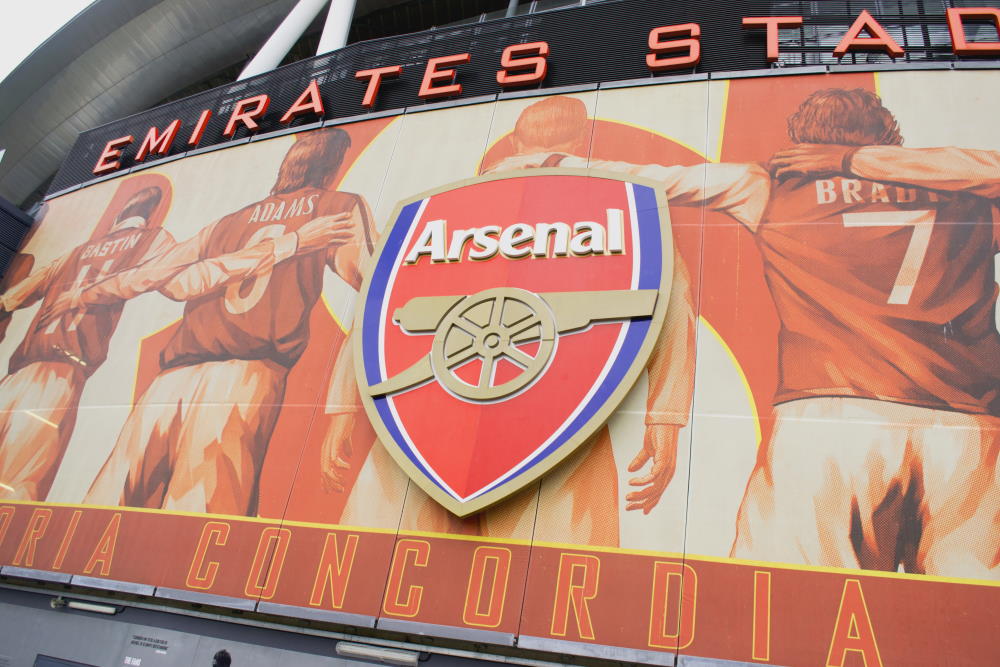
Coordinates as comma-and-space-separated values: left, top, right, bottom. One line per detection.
759, 175, 1000, 416
161, 188, 362, 370
10, 225, 164, 376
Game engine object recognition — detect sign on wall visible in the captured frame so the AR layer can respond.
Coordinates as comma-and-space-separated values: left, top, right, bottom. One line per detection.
2, 67, 999, 666
47, 2, 1000, 195
357, 171, 670, 515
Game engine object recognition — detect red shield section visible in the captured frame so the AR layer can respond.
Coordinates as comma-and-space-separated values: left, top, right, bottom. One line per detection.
358, 170, 669, 515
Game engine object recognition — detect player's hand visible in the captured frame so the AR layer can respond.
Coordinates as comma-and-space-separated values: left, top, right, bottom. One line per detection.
296, 212, 356, 252
320, 412, 355, 493
625, 424, 680, 514
769, 144, 854, 179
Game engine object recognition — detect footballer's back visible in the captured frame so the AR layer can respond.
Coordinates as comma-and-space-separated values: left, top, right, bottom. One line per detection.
161, 188, 362, 370
11, 224, 163, 375
758, 174, 999, 415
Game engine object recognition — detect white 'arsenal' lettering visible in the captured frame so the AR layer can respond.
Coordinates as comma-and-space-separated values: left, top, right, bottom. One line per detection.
404, 208, 626, 265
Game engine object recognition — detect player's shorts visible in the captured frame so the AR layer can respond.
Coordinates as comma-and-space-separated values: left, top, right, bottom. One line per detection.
0, 361, 85, 500
339, 421, 618, 545
731, 396, 1000, 580
87, 358, 288, 515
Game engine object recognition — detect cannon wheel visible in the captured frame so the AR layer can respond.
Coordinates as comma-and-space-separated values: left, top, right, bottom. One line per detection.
430, 287, 556, 401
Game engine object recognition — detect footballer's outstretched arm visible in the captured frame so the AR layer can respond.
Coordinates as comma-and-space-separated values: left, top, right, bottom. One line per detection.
772, 144, 1000, 200
852, 146, 1000, 199
627, 252, 697, 514
554, 155, 771, 230
10, 228, 174, 329
0, 256, 64, 313
326, 195, 377, 291
64, 225, 198, 308
59, 212, 355, 311
320, 330, 363, 493
165, 209, 359, 299
34, 226, 188, 324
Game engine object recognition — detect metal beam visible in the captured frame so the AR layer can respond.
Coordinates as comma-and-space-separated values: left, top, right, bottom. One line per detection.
317, 0, 358, 55
238, 0, 330, 80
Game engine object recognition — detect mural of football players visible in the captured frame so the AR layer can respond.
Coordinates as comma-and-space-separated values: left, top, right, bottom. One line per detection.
756, 135, 1000, 577
535, 88, 1000, 578
0, 202, 43, 345
0, 180, 173, 501
483, 96, 696, 544
322, 96, 696, 547
80, 127, 375, 516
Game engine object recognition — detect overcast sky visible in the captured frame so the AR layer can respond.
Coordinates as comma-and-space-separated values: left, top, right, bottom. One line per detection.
0, 0, 95, 83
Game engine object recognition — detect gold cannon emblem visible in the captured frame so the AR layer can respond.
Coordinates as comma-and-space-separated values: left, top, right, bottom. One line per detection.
369, 287, 657, 402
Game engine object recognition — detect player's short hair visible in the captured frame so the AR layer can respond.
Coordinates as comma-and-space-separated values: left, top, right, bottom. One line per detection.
787, 88, 902, 146
116, 186, 163, 223
212, 649, 232, 667
273, 128, 352, 194
513, 96, 589, 150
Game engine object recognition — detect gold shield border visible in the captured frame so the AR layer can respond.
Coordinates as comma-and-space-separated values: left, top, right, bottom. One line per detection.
353, 167, 673, 516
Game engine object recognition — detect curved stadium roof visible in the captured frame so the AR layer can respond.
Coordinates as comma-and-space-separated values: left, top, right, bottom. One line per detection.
0, 0, 310, 207
0, 0, 509, 208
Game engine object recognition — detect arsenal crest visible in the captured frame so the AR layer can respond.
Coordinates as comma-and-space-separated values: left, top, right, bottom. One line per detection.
355, 169, 672, 515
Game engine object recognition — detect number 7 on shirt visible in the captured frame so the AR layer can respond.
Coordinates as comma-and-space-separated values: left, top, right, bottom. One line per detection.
843, 209, 935, 305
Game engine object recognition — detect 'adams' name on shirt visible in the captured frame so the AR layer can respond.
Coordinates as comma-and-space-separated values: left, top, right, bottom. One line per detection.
247, 194, 319, 223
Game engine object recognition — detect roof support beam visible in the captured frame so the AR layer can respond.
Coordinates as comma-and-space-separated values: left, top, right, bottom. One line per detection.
238, 0, 330, 81
317, 0, 358, 55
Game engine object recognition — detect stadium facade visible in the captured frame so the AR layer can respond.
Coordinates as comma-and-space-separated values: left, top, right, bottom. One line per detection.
2, 1, 1000, 665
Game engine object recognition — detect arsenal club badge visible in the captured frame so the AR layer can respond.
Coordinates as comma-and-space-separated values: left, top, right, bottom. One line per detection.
355, 169, 672, 515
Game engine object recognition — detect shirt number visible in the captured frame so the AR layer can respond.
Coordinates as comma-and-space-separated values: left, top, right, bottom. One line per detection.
224, 224, 285, 315
842, 210, 934, 305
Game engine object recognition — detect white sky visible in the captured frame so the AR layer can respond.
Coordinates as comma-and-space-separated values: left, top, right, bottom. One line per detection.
0, 0, 95, 83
